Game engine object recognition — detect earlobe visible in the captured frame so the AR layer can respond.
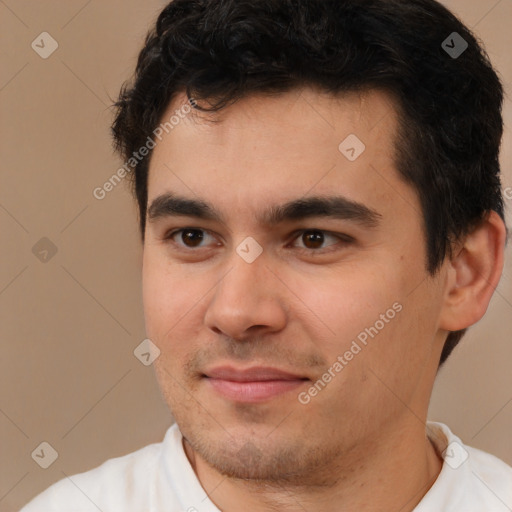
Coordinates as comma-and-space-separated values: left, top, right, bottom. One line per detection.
438, 210, 506, 332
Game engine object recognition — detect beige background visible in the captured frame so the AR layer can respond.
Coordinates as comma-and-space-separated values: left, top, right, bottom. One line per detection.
1, 1, 511, 510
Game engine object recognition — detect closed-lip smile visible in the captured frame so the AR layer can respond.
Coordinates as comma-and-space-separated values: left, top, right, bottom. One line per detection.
203, 365, 309, 402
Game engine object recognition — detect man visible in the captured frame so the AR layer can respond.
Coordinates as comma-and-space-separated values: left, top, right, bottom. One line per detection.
21, 0, 511, 510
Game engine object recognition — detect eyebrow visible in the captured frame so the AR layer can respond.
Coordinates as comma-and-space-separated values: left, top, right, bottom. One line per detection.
147, 192, 382, 228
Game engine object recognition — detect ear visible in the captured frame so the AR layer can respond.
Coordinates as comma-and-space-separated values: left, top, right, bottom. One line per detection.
438, 210, 507, 331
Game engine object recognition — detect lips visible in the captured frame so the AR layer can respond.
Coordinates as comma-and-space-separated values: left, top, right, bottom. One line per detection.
203, 366, 309, 402
204, 366, 306, 381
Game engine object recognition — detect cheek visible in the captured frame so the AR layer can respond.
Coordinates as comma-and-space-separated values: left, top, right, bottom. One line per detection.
289, 263, 404, 352
142, 250, 202, 343
355, 279, 442, 399
294, 257, 437, 390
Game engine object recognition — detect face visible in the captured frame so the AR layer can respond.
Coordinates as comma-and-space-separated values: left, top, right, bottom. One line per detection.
142, 87, 448, 483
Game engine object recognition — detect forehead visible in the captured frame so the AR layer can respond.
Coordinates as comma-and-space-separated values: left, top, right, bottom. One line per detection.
146, 87, 417, 228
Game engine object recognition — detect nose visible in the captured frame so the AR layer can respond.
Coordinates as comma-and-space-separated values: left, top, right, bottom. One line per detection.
203, 251, 288, 342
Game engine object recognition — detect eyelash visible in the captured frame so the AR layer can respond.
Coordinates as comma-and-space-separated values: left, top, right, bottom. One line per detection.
162, 228, 353, 254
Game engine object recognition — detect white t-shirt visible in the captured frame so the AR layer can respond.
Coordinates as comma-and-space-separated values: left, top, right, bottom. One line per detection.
20, 421, 512, 512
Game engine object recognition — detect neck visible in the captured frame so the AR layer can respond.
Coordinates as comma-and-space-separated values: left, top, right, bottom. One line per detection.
183, 417, 443, 512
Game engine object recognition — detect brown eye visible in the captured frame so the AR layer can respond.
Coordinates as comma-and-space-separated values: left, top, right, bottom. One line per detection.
165, 228, 215, 249
179, 229, 204, 247
301, 231, 325, 249
291, 230, 352, 253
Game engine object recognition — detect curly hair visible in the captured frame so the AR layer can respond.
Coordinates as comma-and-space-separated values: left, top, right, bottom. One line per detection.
111, 0, 506, 367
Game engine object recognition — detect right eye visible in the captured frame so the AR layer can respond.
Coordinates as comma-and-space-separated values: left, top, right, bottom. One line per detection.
163, 228, 220, 251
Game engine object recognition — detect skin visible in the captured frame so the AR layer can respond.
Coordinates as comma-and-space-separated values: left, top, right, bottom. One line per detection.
142, 87, 506, 512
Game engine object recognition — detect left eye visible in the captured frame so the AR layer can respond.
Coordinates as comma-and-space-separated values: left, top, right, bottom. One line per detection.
290, 230, 347, 252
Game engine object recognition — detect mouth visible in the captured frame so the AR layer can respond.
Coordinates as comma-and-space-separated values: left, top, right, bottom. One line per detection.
202, 366, 310, 403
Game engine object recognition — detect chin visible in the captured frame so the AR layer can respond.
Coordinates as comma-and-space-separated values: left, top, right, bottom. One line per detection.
182, 420, 338, 485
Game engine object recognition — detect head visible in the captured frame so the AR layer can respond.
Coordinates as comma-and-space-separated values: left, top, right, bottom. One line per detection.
111, 0, 507, 483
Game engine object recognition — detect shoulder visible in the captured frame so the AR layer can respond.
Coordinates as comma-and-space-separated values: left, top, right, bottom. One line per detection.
20, 428, 174, 512
423, 421, 512, 511
465, 442, 512, 503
